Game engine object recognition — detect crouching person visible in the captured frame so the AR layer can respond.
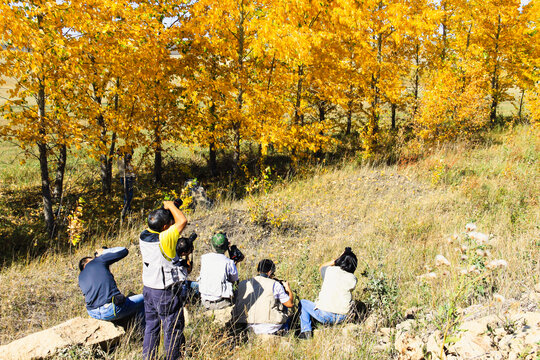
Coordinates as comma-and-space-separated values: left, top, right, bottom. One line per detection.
232, 259, 294, 335
199, 232, 242, 310
298, 247, 358, 339
139, 201, 190, 360
78, 247, 144, 323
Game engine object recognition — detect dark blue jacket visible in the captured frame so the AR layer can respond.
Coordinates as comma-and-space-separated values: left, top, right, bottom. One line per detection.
78, 247, 127, 310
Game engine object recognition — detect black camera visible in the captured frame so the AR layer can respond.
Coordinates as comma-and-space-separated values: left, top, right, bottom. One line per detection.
228, 244, 244, 262
173, 232, 197, 267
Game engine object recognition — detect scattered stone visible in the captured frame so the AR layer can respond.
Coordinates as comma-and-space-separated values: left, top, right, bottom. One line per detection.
341, 323, 362, 337
203, 306, 233, 326
0, 317, 124, 360
394, 331, 424, 360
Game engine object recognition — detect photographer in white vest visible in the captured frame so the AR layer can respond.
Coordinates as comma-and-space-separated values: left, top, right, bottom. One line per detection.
198, 232, 242, 310
297, 247, 358, 339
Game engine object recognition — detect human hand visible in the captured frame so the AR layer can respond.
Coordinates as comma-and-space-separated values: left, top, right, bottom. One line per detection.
163, 200, 175, 210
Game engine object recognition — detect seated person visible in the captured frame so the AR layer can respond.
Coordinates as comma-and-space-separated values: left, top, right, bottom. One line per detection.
198, 232, 241, 310
232, 259, 293, 335
298, 247, 358, 339
78, 247, 144, 323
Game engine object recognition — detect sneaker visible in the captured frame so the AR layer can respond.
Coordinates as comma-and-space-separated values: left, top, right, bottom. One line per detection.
298, 331, 312, 340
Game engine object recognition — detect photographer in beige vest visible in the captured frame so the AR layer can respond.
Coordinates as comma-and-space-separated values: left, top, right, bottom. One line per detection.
232, 259, 294, 335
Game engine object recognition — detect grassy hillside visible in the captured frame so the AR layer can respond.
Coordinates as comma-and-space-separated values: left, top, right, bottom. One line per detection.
0, 124, 538, 359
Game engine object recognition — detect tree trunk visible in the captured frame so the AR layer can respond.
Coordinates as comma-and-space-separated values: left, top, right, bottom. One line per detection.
294, 65, 304, 125
53, 144, 67, 200
346, 99, 353, 135
490, 15, 502, 124
37, 81, 55, 237
412, 44, 420, 117
154, 123, 163, 184
518, 88, 525, 122
232, 5, 246, 176
391, 103, 397, 130
209, 142, 217, 177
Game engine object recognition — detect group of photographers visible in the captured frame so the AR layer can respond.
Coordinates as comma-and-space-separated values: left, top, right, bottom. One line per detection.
78, 200, 358, 359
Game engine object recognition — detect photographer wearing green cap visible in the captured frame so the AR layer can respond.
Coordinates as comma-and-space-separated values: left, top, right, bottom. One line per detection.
198, 232, 244, 310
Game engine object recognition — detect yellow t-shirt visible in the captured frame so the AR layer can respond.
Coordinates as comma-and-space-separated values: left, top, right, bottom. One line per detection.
155, 226, 180, 260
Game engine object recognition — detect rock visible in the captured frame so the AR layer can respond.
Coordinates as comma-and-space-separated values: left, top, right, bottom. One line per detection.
254, 334, 292, 352
396, 319, 416, 333
405, 307, 421, 319
448, 334, 492, 359
341, 323, 362, 337
458, 315, 498, 336
534, 283, 540, 293
0, 317, 125, 360
394, 331, 424, 360
204, 306, 233, 326
425, 331, 442, 359
362, 313, 380, 332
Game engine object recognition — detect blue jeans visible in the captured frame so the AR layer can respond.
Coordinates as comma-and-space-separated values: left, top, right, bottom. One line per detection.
143, 286, 185, 360
87, 294, 144, 323
299, 299, 347, 333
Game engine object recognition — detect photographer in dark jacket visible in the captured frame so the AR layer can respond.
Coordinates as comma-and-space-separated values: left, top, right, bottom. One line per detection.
78, 247, 144, 322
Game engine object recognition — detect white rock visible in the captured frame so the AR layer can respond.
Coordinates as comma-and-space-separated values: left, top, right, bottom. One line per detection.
467, 231, 490, 244
465, 223, 477, 232
493, 294, 506, 303
435, 254, 451, 267
0, 317, 125, 360
417, 272, 438, 280
487, 259, 508, 270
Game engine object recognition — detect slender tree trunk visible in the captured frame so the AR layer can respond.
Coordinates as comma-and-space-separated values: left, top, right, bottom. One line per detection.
53, 144, 67, 200
232, 5, 246, 176
209, 142, 217, 177
37, 81, 55, 237
490, 15, 502, 123
441, 1, 447, 63
294, 65, 304, 125
412, 44, 420, 117
346, 99, 353, 135
154, 122, 163, 184
391, 103, 397, 130
518, 88, 525, 122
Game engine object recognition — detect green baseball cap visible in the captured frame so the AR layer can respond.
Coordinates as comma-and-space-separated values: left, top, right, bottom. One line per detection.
211, 233, 228, 251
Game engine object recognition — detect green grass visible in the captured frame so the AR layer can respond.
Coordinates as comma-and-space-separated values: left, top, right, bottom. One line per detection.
0, 123, 537, 358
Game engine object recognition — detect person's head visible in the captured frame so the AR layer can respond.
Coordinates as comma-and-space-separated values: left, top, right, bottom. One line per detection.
148, 208, 173, 232
176, 236, 195, 257
78, 256, 93, 272
257, 259, 276, 277
334, 247, 357, 274
211, 232, 229, 254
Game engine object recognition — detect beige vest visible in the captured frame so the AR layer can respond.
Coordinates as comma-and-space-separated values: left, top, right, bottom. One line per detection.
315, 266, 357, 315
233, 276, 288, 324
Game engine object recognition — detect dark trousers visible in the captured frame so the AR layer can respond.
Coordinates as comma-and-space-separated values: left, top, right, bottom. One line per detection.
120, 176, 134, 218
143, 286, 185, 360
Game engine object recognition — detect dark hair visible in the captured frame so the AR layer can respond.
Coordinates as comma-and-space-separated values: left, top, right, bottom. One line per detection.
148, 209, 173, 232
335, 247, 357, 274
176, 236, 195, 255
78, 257, 93, 272
257, 259, 276, 275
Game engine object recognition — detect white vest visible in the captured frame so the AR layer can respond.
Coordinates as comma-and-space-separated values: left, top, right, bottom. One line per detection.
199, 253, 235, 301
315, 266, 357, 315
233, 276, 288, 325
139, 231, 187, 289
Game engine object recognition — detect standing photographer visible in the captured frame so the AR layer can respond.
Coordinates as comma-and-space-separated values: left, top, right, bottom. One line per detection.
198, 232, 243, 310
139, 200, 190, 360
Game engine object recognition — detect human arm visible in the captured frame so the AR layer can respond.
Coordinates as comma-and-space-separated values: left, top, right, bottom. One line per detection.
226, 261, 239, 282
95, 247, 128, 266
163, 200, 187, 233
319, 259, 335, 274
279, 281, 294, 308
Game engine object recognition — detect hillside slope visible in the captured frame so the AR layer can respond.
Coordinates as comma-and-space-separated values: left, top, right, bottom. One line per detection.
0, 125, 538, 359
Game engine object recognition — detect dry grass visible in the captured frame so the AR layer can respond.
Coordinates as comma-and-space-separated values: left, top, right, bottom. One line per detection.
0, 124, 538, 359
